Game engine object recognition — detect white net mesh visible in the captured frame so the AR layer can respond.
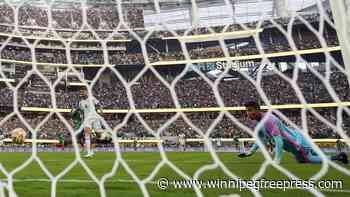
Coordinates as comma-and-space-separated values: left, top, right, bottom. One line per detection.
0, 0, 349, 196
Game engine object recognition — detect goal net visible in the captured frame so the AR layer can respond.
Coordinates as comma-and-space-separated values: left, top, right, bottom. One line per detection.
0, 0, 349, 196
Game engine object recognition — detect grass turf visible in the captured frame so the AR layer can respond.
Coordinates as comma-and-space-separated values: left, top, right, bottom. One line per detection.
0, 152, 348, 197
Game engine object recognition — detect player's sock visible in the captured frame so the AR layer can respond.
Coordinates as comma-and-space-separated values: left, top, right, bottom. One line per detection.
85, 135, 91, 155
90, 146, 94, 156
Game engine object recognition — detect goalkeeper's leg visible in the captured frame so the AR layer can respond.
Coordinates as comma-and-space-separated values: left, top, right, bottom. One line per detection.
282, 134, 348, 164
293, 147, 348, 164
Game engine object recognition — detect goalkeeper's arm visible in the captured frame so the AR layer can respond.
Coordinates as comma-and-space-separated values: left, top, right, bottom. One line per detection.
238, 136, 283, 161
238, 130, 276, 158
271, 135, 284, 164
238, 129, 266, 158
264, 119, 284, 163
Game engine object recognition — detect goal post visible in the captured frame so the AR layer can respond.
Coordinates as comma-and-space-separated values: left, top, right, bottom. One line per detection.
329, 0, 350, 86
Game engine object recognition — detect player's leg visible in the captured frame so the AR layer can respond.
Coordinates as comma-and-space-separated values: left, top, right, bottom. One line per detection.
77, 130, 84, 148
179, 140, 185, 151
305, 148, 348, 164
83, 127, 94, 158
291, 145, 348, 164
92, 118, 111, 141
301, 135, 348, 164
84, 117, 102, 157
283, 131, 348, 164
282, 139, 318, 163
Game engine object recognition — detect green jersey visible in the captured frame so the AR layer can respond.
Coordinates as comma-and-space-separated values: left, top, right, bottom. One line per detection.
233, 136, 240, 145
71, 108, 83, 129
58, 133, 65, 145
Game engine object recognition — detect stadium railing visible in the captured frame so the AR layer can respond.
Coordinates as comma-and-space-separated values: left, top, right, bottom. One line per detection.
20, 101, 350, 113
162, 29, 263, 42
0, 46, 341, 68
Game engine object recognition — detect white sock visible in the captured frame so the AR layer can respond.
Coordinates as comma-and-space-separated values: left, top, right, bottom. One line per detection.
85, 135, 91, 154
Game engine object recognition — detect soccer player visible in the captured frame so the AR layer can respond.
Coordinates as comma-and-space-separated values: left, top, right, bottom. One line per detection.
178, 133, 186, 151
336, 139, 347, 154
232, 136, 240, 152
77, 87, 105, 158
238, 101, 348, 164
0, 129, 4, 147
71, 107, 84, 147
57, 133, 65, 151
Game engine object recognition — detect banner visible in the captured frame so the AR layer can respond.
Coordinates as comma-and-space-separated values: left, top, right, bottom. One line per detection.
186, 61, 260, 80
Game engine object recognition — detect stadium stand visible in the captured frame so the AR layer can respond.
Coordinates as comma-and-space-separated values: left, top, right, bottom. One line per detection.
0, 4, 348, 147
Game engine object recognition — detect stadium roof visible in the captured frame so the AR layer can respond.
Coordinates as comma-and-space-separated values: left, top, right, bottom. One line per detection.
0, 0, 324, 12
0, 0, 325, 27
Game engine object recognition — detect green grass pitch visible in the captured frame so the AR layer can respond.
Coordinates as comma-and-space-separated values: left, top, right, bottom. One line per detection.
0, 152, 348, 197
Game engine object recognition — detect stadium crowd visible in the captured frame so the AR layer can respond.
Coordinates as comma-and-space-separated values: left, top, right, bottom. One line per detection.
1, 75, 349, 144
11, 70, 347, 109
0, 5, 338, 67
0, 4, 326, 33
0, 4, 348, 144
0, 109, 348, 143
0, 68, 349, 142
0, 27, 339, 66
0, 68, 347, 110
0, 4, 144, 29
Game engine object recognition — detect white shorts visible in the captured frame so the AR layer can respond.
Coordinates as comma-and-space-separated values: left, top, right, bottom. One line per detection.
179, 139, 186, 146
83, 117, 102, 132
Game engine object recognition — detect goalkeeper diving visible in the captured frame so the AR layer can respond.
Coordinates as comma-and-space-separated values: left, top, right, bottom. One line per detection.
238, 101, 348, 164
71, 87, 111, 158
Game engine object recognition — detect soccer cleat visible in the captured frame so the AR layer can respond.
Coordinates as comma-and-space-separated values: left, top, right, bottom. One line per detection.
238, 153, 248, 158
338, 152, 348, 164
83, 154, 91, 158
83, 152, 94, 158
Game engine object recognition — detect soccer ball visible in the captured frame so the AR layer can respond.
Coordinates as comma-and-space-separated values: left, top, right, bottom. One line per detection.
11, 128, 27, 144
100, 131, 112, 141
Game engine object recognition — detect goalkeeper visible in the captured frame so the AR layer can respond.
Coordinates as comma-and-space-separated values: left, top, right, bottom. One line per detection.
238, 101, 348, 164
